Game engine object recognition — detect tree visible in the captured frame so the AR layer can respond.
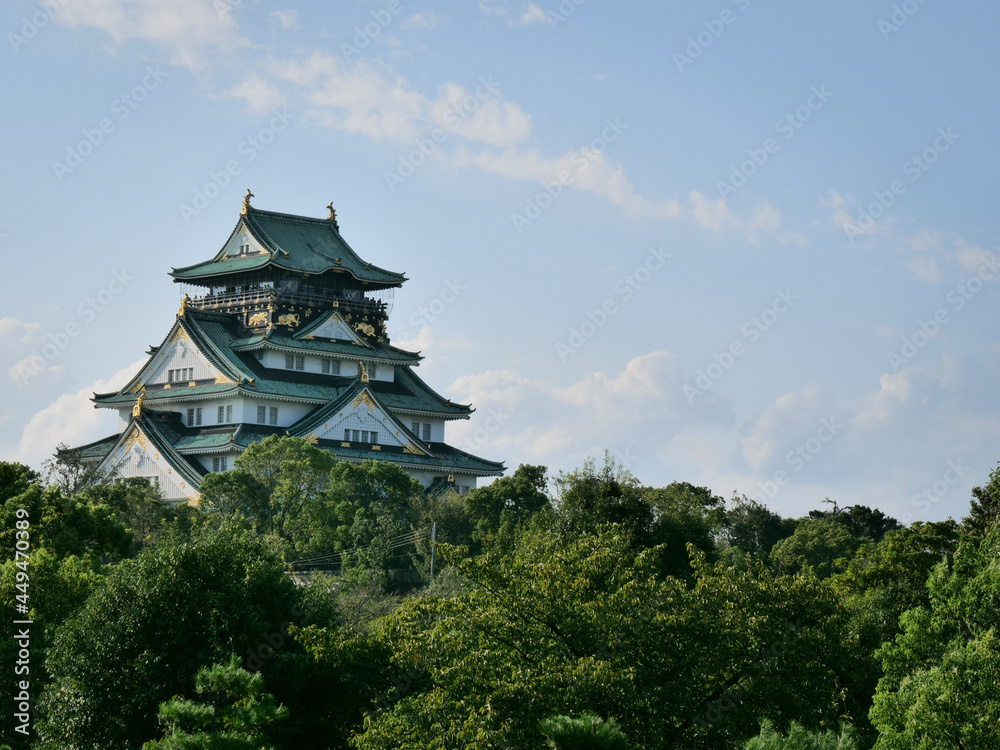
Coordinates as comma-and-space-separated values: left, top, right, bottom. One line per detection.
35, 526, 304, 750
197, 470, 269, 530
808, 501, 901, 543
743, 719, 857, 750
642, 481, 725, 577
79, 478, 178, 553
0, 550, 103, 746
554, 454, 653, 549
464, 463, 550, 538
829, 521, 960, 746
540, 712, 629, 750
870, 524, 1000, 750
41, 443, 111, 495
770, 518, 864, 579
142, 654, 288, 749
0, 483, 131, 562
234, 435, 336, 539
720, 494, 790, 560
962, 460, 1000, 537
352, 523, 844, 750
0, 462, 39, 503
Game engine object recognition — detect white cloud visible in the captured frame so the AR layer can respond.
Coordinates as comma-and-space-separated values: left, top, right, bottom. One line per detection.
906, 255, 941, 283
223, 72, 288, 113
55, 0, 247, 70
271, 10, 298, 29
520, 3, 548, 26
15, 359, 145, 469
271, 52, 427, 142
403, 10, 442, 30
0, 317, 42, 346
430, 82, 532, 147
955, 244, 999, 274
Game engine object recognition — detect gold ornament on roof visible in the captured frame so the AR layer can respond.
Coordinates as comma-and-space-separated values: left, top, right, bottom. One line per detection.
242, 189, 254, 215
359, 361, 370, 383
326, 203, 339, 230
178, 294, 190, 317
132, 390, 146, 418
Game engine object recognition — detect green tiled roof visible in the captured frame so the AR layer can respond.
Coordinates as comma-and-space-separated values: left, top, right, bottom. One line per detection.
59, 433, 121, 464
231, 333, 422, 364
170, 207, 406, 288
98, 309, 468, 419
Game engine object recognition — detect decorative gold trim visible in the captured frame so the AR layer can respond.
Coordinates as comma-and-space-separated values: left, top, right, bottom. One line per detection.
403, 443, 423, 455
242, 189, 254, 215
372, 445, 381, 451
178, 294, 190, 317
351, 391, 377, 410
340, 442, 351, 448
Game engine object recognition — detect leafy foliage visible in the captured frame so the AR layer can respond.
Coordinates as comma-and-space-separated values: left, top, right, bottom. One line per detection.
743, 719, 858, 749
142, 654, 289, 749
871, 524, 1000, 750
540, 712, 629, 750
35, 525, 304, 750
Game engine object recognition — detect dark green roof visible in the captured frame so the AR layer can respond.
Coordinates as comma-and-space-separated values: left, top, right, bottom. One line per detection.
231, 333, 422, 364
170, 207, 406, 288
96, 308, 469, 419
58, 433, 121, 464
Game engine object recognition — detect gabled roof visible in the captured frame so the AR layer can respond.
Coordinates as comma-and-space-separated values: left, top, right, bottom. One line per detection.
170, 207, 406, 288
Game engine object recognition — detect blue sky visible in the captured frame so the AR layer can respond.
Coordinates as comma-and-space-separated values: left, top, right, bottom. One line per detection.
2, 0, 998, 523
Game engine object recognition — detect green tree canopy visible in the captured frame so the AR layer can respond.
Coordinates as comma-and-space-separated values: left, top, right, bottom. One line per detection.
770, 517, 864, 579
142, 654, 289, 750
35, 526, 303, 750
871, 524, 1000, 750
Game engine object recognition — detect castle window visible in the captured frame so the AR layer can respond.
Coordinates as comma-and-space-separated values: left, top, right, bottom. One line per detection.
257, 406, 266, 424
269, 407, 278, 425
285, 354, 294, 369
212, 456, 228, 473
421, 423, 431, 442
295, 355, 304, 370
186, 407, 202, 427
322, 358, 341, 375
254, 350, 264, 361
344, 429, 350, 442
218, 405, 233, 424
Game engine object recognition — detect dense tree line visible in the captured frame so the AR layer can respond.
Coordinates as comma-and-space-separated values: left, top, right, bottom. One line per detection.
1, 439, 998, 749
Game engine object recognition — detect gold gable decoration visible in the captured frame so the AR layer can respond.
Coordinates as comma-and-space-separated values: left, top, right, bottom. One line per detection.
351, 391, 377, 411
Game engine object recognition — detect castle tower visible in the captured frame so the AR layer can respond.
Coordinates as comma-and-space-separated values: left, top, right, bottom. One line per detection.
71, 196, 504, 503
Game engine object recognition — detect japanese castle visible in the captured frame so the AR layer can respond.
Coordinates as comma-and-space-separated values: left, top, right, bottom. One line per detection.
71, 194, 504, 504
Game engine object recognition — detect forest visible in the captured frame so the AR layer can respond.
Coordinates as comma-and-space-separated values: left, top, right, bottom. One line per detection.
2, 435, 998, 749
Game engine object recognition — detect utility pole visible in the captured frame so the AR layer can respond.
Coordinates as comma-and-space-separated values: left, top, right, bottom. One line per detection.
429, 522, 437, 583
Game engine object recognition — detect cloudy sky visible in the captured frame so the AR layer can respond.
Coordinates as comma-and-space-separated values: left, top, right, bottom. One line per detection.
2, 0, 998, 523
